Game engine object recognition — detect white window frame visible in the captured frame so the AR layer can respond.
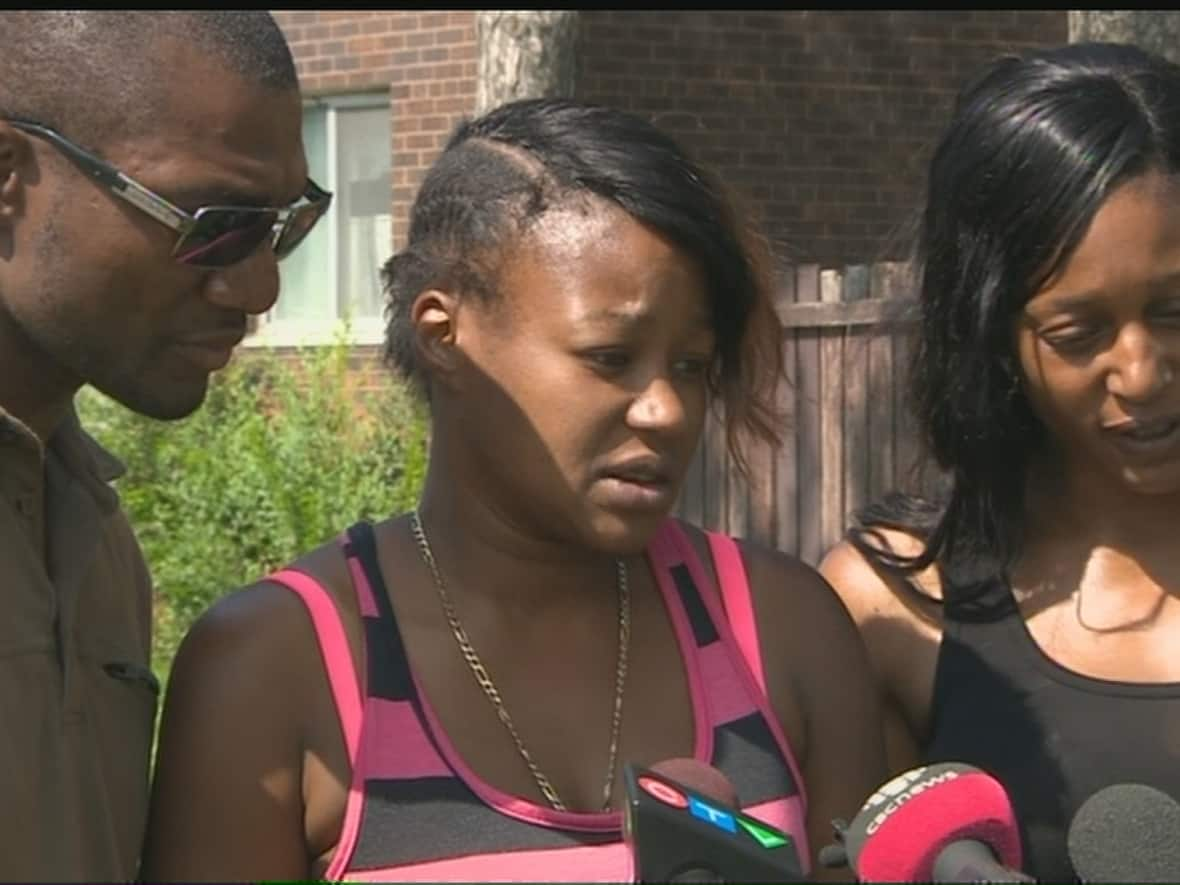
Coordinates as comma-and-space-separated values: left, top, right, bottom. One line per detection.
246, 91, 391, 348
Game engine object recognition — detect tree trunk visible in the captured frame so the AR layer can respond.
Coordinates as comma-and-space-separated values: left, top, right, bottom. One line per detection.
1069, 11, 1180, 64
475, 11, 580, 114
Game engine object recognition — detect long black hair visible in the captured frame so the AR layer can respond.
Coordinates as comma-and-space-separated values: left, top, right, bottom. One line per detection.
851, 42, 1180, 595
382, 97, 783, 473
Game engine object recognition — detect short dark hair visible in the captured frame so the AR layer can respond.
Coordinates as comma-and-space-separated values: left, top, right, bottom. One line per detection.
382, 97, 783, 471
0, 11, 297, 147
852, 42, 1180, 595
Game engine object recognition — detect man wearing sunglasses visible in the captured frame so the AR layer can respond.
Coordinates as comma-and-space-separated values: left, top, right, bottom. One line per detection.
0, 11, 329, 880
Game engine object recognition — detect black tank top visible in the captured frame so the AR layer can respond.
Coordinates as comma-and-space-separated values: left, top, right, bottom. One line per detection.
923, 577, 1180, 883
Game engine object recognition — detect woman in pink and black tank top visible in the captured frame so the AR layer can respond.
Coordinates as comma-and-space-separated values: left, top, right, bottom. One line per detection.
141, 97, 886, 882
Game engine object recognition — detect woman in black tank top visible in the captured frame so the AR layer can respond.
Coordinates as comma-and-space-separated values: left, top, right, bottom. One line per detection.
820, 42, 1180, 883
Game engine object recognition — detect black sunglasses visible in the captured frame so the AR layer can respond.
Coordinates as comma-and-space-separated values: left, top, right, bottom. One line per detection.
6, 118, 333, 268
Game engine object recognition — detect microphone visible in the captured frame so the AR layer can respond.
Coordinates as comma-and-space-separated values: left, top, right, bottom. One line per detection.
651, 758, 740, 807
622, 757, 805, 883
1067, 782, 1180, 883
819, 762, 1032, 883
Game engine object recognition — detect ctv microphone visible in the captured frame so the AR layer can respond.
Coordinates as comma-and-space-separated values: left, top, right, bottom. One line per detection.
819, 762, 1032, 883
1067, 782, 1180, 883
623, 757, 805, 883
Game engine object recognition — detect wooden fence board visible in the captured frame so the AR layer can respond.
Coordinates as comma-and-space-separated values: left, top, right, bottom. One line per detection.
671, 260, 940, 562
773, 266, 799, 554
794, 264, 823, 565
818, 268, 845, 561
867, 262, 901, 502
841, 265, 871, 541
776, 298, 905, 328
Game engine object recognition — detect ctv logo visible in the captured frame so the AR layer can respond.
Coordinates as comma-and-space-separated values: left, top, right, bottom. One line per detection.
636, 775, 789, 849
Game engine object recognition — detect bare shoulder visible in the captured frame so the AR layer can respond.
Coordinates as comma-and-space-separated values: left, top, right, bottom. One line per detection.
179, 580, 308, 673
738, 537, 849, 613
142, 536, 358, 880
162, 533, 362, 731
815, 529, 946, 773
731, 536, 871, 670
817, 527, 943, 631
670, 520, 852, 638
671, 521, 869, 695
189, 538, 346, 644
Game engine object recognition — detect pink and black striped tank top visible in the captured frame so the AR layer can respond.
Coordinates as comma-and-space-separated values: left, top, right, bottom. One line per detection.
270, 518, 809, 881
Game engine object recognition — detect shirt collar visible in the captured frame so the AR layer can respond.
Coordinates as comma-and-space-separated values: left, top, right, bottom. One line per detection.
0, 401, 127, 509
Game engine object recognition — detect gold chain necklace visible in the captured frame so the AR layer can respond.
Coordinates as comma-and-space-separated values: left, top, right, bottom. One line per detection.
409, 510, 630, 812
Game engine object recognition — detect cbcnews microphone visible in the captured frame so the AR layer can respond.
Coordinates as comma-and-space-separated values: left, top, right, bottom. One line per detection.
818, 762, 1033, 883
1067, 782, 1180, 883
622, 757, 805, 883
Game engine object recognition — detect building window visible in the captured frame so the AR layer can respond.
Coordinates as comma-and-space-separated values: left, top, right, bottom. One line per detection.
250, 93, 392, 346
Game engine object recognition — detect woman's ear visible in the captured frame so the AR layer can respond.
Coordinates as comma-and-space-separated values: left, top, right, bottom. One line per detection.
412, 288, 462, 387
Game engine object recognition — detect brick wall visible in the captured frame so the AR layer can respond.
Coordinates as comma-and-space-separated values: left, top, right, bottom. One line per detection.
272, 11, 477, 379
577, 10, 1067, 267
274, 10, 1067, 271
273, 11, 477, 249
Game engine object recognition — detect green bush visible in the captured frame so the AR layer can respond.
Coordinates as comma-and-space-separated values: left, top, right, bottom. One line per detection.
76, 340, 429, 680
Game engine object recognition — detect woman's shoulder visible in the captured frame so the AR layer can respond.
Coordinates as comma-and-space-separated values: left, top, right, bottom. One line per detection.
174, 533, 360, 685
737, 535, 870, 648
669, 518, 816, 583
816, 522, 947, 726
143, 537, 362, 882
819, 524, 945, 620
672, 522, 890, 796
669, 518, 865, 652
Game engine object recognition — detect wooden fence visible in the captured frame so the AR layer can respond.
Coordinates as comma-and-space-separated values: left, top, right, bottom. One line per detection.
673, 261, 946, 566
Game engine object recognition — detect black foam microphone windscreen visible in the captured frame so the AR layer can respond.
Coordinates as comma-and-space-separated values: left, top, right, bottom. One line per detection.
1067, 782, 1180, 883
